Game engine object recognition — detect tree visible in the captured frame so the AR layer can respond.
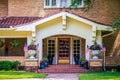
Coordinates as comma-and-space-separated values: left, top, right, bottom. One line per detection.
109, 18, 120, 56
69, 0, 92, 11
71, 0, 120, 56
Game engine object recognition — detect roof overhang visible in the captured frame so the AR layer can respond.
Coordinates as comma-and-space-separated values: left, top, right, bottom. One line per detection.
14, 12, 112, 31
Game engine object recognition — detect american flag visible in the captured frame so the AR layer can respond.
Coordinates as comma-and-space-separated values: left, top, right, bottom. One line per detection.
36, 43, 39, 52
24, 43, 28, 51
86, 45, 90, 53
102, 44, 106, 52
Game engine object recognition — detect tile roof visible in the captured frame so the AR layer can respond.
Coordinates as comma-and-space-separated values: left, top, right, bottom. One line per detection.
0, 11, 111, 28
0, 16, 41, 28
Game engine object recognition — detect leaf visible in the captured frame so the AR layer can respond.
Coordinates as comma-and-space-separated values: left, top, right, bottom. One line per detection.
12, 40, 19, 47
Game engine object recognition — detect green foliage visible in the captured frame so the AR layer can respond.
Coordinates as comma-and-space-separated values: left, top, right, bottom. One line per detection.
0, 71, 46, 79
0, 61, 20, 70
0, 40, 4, 47
69, 0, 92, 12
79, 58, 84, 63
112, 18, 120, 31
12, 40, 19, 47
11, 61, 20, 70
79, 72, 120, 80
43, 57, 48, 62
0, 61, 12, 70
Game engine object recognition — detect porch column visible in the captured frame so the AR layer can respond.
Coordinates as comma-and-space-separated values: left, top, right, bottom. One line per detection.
96, 30, 102, 45
92, 25, 97, 44
38, 39, 43, 64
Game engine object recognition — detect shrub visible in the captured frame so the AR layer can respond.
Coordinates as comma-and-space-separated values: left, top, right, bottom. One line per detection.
0, 61, 20, 71
11, 61, 20, 70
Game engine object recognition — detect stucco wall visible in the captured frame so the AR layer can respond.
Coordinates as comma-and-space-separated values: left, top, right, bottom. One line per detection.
36, 17, 92, 61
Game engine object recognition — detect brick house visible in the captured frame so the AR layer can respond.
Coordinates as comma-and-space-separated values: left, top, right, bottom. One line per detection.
0, 0, 120, 71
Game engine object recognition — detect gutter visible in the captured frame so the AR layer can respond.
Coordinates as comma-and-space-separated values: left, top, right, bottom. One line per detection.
0, 26, 16, 30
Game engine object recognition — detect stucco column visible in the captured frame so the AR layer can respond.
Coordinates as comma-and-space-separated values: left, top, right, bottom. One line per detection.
96, 30, 102, 45
38, 39, 43, 64
92, 25, 97, 44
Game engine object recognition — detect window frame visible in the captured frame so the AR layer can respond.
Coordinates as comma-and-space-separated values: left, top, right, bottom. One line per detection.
44, 0, 57, 8
44, 0, 84, 8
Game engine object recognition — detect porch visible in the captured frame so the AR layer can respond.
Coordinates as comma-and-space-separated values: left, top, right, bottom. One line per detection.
42, 35, 86, 64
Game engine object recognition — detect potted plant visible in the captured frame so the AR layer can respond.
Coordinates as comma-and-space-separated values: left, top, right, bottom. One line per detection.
47, 54, 54, 65
73, 54, 80, 65
90, 42, 101, 59
81, 60, 89, 69
79, 58, 84, 67
40, 60, 45, 69
28, 40, 36, 59
43, 57, 49, 67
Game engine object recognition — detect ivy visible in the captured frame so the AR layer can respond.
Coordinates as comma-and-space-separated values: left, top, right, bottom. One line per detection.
112, 18, 120, 31
69, 0, 92, 12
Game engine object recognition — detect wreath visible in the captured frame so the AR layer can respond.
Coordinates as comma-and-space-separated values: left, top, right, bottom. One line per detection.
0, 40, 4, 48
9, 40, 19, 47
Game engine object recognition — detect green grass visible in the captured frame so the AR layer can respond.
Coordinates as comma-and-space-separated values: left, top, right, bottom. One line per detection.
79, 72, 120, 80
0, 71, 46, 79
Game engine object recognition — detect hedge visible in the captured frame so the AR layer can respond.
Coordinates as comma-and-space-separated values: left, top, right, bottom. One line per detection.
0, 61, 20, 70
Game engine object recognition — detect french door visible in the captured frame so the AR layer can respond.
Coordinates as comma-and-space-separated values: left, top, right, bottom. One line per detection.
58, 38, 70, 64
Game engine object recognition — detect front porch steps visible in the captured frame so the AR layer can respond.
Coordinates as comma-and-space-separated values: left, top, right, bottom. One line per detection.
37, 64, 89, 73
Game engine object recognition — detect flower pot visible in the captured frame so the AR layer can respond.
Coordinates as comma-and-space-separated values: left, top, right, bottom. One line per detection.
28, 50, 36, 59
44, 61, 48, 67
91, 50, 100, 59
40, 63, 45, 69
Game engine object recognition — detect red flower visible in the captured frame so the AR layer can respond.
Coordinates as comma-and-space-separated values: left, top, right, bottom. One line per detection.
28, 44, 36, 50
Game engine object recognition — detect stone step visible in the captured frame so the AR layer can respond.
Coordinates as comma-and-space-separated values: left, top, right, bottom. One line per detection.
38, 64, 89, 73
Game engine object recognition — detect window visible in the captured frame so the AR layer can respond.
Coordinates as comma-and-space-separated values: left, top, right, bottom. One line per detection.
44, 0, 56, 8
73, 39, 80, 54
0, 38, 26, 56
52, 0, 56, 6
44, 0, 84, 8
60, 0, 67, 8
45, 0, 50, 6
47, 40, 55, 55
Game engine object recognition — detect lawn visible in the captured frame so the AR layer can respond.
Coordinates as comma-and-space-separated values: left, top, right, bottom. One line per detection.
79, 72, 120, 80
0, 71, 46, 79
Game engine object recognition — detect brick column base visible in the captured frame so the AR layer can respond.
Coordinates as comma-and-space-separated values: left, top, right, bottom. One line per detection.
90, 59, 103, 72
25, 59, 38, 72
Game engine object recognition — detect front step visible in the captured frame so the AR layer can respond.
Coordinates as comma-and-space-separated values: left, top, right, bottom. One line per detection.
38, 65, 89, 73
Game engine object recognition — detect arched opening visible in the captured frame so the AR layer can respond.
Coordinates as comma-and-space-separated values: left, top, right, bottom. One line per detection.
42, 34, 86, 64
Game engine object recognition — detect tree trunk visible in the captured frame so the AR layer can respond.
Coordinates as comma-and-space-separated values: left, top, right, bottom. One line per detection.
110, 32, 120, 57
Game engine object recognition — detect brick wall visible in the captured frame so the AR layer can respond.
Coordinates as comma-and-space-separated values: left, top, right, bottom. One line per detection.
0, 0, 8, 17
0, 56, 25, 66
7, 0, 120, 25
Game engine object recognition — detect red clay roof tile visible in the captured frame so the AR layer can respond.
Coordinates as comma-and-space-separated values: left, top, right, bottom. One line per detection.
0, 16, 41, 28
0, 11, 111, 28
